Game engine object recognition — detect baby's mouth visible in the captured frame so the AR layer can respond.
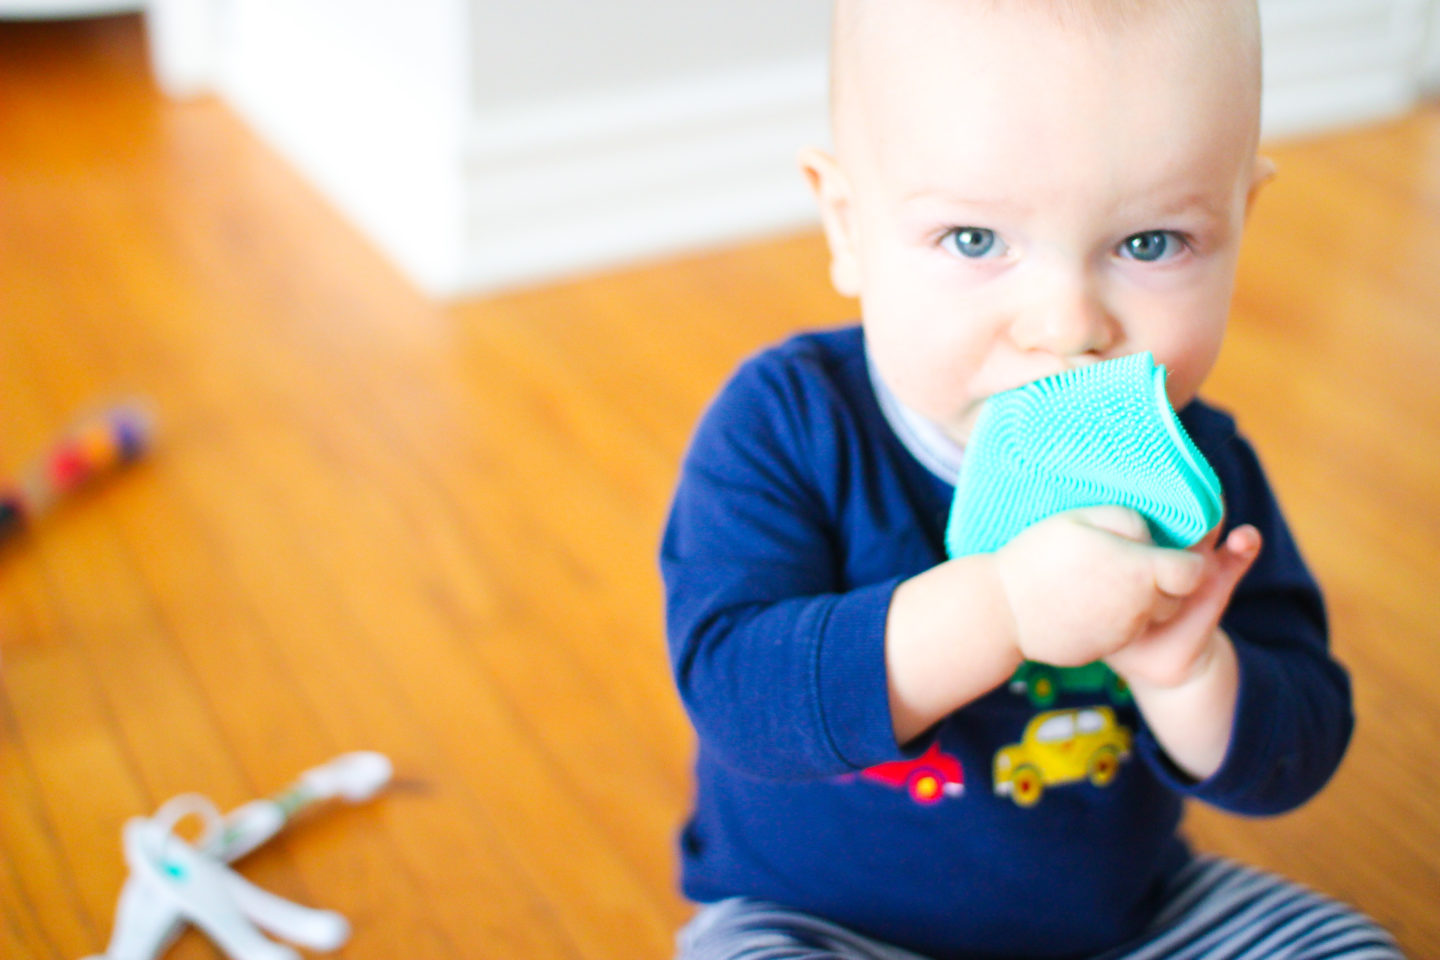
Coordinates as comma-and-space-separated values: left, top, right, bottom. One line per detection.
991, 357, 1115, 399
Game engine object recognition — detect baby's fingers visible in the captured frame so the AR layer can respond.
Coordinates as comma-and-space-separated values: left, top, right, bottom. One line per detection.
1156, 526, 1263, 637
1070, 505, 1151, 543
1151, 546, 1206, 599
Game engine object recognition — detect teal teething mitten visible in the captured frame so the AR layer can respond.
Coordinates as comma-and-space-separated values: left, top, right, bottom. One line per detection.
946, 351, 1224, 557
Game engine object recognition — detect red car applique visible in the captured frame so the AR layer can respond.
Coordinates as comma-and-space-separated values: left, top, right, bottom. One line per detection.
858, 741, 965, 804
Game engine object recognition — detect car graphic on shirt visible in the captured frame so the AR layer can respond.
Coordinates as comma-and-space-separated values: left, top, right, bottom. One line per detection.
857, 741, 965, 804
1008, 661, 1132, 708
993, 707, 1132, 808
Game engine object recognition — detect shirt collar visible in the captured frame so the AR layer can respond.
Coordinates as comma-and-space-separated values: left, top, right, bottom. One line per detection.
866, 348, 965, 486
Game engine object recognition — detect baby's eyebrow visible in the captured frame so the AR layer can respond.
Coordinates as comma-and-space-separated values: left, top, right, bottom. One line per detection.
897, 187, 1232, 228
898, 190, 1029, 212
1125, 188, 1231, 223
1130, 200, 1228, 232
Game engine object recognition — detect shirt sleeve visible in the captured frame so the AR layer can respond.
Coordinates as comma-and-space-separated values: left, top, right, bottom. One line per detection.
1136, 425, 1354, 815
660, 352, 906, 781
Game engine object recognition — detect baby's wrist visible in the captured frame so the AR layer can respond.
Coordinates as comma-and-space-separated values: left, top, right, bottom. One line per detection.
1118, 628, 1234, 698
1122, 632, 1241, 781
980, 553, 1024, 657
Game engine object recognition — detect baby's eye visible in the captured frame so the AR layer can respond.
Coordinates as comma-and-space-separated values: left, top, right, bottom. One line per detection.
942, 227, 1007, 259
1119, 231, 1187, 262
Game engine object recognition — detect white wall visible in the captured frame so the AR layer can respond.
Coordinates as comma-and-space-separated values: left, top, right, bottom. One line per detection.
470, 3, 828, 111
187, 0, 1438, 299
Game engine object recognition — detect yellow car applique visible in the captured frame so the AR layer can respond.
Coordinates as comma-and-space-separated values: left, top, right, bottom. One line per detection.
993, 706, 1132, 807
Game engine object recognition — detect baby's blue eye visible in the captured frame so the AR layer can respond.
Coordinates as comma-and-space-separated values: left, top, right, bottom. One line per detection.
1120, 231, 1185, 262
943, 227, 1004, 259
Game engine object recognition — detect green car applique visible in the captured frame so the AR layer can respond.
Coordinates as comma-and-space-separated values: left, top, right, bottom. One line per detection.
1008, 661, 1132, 708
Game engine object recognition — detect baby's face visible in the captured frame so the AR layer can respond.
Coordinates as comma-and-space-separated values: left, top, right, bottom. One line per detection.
809, 1, 1270, 443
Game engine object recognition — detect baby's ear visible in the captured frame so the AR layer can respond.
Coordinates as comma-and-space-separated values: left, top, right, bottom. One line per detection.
1245, 154, 1277, 218
798, 147, 862, 298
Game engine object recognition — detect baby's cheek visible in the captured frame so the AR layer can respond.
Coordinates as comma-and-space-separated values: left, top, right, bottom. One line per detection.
1150, 328, 1225, 408
910, 360, 980, 421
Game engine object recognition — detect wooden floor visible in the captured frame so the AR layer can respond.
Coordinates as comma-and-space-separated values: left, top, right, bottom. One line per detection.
2, 15, 1437, 960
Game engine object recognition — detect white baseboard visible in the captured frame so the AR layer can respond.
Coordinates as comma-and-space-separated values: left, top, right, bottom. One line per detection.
1264, 70, 1422, 141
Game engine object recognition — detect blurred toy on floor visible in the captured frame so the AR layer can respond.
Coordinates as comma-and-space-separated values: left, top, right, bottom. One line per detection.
89, 751, 394, 960
0, 402, 152, 543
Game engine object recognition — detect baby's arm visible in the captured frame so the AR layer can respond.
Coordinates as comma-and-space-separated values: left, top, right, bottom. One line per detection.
884, 553, 1023, 744
664, 351, 929, 779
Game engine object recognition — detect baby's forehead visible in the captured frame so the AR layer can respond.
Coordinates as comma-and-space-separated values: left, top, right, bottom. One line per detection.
830, 0, 1259, 156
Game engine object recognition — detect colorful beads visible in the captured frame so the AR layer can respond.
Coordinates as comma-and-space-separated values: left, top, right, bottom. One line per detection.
1, 403, 151, 543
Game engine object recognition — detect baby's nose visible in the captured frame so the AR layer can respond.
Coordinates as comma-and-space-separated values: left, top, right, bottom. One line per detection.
1011, 276, 1118, 358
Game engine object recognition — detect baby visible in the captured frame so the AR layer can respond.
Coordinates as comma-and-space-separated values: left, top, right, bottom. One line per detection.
661, 1, 1404, 958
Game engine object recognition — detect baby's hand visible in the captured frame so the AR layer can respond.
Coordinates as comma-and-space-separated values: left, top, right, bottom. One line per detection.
992, 507, 1207, 667
1104, 524, 1262, 691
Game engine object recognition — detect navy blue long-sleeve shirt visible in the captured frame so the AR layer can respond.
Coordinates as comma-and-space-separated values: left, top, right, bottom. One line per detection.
660, 326, 1352, 960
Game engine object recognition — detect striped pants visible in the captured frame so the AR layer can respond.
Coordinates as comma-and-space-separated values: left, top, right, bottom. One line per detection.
676, 856, 1404, 960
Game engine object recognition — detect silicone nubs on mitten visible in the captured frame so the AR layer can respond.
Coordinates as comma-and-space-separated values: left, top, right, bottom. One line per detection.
946, 352, 1224, 557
